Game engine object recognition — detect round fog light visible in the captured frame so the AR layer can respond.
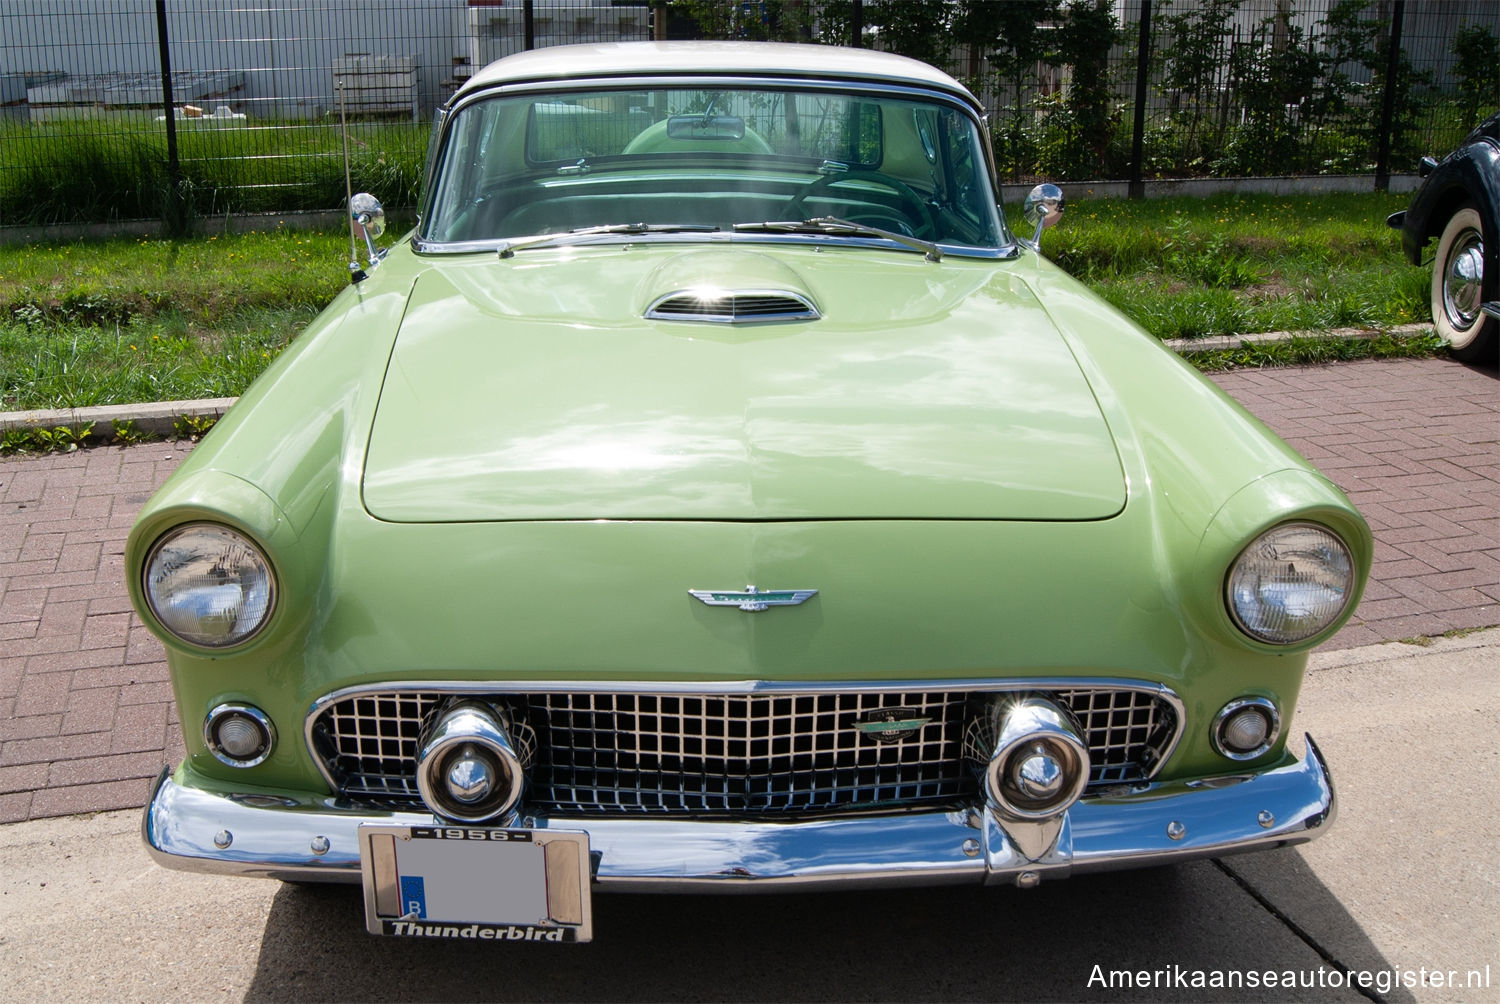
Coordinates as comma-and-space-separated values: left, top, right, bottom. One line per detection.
204, 704, 275, 767
416, 702, 528, 823
984, 698, 1091, 820
1212, 697, 1280, 760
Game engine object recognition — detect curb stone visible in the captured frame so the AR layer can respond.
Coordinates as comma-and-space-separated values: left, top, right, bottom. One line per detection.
1161, 321, 1435, 353
0, 396, 236, 437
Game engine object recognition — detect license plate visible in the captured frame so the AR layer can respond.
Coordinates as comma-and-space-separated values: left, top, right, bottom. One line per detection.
358, 824, 592, 943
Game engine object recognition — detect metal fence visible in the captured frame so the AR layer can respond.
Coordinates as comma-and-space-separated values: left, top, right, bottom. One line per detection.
1, 0, 1496, 229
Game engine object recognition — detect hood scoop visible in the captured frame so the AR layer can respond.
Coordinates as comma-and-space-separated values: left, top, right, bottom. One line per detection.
646, 289, 819, 323
640, 249, 821, 324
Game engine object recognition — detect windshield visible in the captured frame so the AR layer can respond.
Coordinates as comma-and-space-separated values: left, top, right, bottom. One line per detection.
422, 84, 1005, 252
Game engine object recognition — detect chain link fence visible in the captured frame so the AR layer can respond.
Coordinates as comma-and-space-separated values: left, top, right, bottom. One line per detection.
1, 0, 1496, 229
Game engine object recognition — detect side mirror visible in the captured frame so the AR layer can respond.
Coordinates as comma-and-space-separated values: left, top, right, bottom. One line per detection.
1022, 183, 1064, 251
348, 192, 388, 282
351, 192, 386, 241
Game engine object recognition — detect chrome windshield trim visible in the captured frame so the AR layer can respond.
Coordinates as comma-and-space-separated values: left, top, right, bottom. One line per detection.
303, 677, 1186, 796
419, 75, 1013, 250
446, 75, 985, 121
410, 231, 1021, 260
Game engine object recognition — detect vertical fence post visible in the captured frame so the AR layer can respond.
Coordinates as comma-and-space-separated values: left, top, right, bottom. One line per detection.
850, 0, 863, 47
155, 0, 185, 233
1128, 0, 1152, 199
523, 0, 535, 50
1374, 0, 1405, 192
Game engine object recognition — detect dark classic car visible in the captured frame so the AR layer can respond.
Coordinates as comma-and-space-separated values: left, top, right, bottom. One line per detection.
131, 42, 1370, 943
1389, 109, 1500, 363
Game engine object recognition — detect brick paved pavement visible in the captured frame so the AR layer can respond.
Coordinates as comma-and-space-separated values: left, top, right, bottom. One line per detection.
1, 357, 1496, 823
1209, 357, 1499, 648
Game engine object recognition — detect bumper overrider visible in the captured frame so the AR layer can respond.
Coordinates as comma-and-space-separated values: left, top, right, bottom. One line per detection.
142, 736, 1333, 890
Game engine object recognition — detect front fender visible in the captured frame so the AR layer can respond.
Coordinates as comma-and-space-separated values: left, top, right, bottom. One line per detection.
1190, 468, 1373, 653
1401, 140, 1500, 264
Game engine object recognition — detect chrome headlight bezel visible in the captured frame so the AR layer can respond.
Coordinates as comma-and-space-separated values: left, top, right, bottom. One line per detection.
1211, 696, 1281, 761
142, 522, 278, 650
1225, 521, 1356, 646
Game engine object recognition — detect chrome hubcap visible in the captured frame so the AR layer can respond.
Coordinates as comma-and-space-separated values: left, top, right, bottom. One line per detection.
1444, 232, 1484, 329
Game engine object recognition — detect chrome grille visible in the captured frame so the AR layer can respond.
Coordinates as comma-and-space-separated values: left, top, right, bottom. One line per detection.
528, 691, 967, 814
309, 686, 1179, 816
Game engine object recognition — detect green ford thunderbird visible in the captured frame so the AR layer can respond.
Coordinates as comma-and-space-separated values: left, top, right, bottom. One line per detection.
131, 42, 1370, 943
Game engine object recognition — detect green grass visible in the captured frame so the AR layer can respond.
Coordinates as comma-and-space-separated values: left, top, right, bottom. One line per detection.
1013, 191, 1432, 339
0, 118, 427, 226
0, 192, 1444, 414
0, 226, 345, 411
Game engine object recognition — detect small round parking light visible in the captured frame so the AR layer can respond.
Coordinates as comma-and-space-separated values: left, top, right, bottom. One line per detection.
204, 704, 276, 767
1212, 697, 1280, 761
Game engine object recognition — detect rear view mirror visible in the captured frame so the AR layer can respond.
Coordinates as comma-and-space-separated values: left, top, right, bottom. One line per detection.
666, 114, 747, 141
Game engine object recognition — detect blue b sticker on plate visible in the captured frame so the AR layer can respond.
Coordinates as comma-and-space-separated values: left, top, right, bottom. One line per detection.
400, 875, 427, 918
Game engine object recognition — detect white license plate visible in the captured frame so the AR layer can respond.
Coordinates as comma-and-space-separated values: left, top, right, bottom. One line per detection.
358, 824, 591, 943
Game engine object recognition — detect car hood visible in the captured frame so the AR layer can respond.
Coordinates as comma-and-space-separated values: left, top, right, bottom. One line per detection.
362, 245, 1126, 522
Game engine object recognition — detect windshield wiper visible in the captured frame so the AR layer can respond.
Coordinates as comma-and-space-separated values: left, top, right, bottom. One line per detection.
497, 222, 719, 258
732, 217, 942, 262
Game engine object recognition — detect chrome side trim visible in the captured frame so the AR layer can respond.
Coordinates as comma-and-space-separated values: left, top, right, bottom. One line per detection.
303, 677, 1188, 797
142, 737, 1332, 890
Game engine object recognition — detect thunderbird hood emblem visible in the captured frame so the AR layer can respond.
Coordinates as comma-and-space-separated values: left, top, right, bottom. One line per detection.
689, 586, 817, 612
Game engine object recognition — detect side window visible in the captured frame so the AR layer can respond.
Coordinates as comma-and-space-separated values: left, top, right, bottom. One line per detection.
940, 109, 984, 229
427, 102, 504, 241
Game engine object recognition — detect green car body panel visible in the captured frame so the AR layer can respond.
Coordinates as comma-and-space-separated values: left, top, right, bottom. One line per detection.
127, 241, 1369, 793
130, 42, 1369, 914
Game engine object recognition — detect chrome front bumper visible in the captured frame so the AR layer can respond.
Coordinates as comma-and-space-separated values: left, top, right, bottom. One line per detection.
142, 737, 1333, 890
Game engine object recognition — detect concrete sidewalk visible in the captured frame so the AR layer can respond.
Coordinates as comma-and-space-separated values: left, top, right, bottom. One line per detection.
0, 356, 1497, 828
1, 629, 1495, 1002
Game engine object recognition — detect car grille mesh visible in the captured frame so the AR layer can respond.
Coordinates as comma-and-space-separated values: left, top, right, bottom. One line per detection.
310, 686, 1177, 817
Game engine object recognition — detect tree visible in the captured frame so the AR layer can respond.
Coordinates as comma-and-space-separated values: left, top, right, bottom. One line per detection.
1047, 0, 1121, 177
1153, 0, 1238, 160
864, 0, 954, 66
1452, 23, 1500, 128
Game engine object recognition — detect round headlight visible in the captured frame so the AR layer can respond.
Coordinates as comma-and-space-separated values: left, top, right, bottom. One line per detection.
1226, 522, 1354, 645
143, 523, 276, 648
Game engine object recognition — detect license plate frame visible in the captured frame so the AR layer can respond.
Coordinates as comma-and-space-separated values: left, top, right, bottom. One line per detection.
358, 824, 592, 943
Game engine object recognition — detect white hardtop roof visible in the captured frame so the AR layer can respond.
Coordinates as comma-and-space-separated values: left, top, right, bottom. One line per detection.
456, 41, 978, 107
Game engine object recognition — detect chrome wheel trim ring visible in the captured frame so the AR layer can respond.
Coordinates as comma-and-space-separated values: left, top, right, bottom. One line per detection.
1442, 230, 1485, 330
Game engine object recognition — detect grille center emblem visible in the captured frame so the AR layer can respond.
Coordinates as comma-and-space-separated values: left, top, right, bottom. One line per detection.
689, 585, 817, 613
853, 708, 932, 743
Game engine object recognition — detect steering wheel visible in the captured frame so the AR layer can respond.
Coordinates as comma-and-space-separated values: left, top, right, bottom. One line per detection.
785, 170, 936, 239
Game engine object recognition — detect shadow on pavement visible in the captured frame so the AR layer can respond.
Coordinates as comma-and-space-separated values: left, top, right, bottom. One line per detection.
243, 852, 1410, 1002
